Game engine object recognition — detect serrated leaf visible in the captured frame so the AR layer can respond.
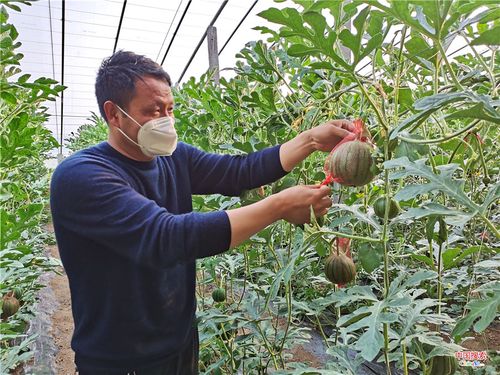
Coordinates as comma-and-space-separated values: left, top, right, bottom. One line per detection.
399, 298, 438, 337
396, 203, 474, 226
348, 301, 399, 361
442, 246, 485, 270
446, 102, 500, 124
481, 182, 500, 212
384, 157, 480, 214
452, 291, 500, 338
471, 25, 500, 45
288, 44, 321, 57
329, 204, 382, 231
394, 133, 429, 161
389, 92, 498, 140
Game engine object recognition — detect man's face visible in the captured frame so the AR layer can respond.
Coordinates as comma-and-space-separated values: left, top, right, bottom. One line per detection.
118, 75, 175, 142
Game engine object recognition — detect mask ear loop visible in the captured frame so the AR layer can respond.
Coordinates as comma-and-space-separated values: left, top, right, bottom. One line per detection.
114, 104, 143, 148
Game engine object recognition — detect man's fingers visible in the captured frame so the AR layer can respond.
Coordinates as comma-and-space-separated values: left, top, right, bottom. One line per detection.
326, 119, 354, 131
320, 195, 332, 206
317, 185, 331, 197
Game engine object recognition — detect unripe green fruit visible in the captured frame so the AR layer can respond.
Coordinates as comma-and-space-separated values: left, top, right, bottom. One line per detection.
427, 356, 457, 375
212, 288, 226, 303
373, 197, 401, 219
328, 140, 375, 186
325, 253, 356, 285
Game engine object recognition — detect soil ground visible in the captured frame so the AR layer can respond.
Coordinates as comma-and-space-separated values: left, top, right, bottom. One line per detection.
47, 227, 76, 375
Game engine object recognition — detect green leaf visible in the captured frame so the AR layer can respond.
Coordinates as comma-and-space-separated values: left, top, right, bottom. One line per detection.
446, 102, 500, 125
358, 242, 383, 273
397, 86, 413, 110
4, 3, 21, 12
399, 269, 436, 291
0, 34, 12, 48
384, 158, 480, 214
397, 203, 473, 226
258, 7, 306, 33
17, 73, 30, 83
394, 133, 429, 161
442, 246, 485, 270
287, 44, 321, 57
389, 92, 498, 139
410, 254, 435, 269
0, 5, 9, 23
338, 6, 369, 63
0, 91, 16, 105
399, 298, 439, 338
329, 204, 382, 232
482, 182, 500, 212
452, 285, 500, 338
471, 25, 500, 45
354, 307, 394, 361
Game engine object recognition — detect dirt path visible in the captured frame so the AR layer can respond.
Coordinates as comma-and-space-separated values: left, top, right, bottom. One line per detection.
47, 227, 76, 375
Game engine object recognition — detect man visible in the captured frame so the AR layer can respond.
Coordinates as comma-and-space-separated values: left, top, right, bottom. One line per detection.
50, 50, 354, 374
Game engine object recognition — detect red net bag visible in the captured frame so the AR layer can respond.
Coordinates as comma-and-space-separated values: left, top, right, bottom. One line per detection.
320, 119, 375, 187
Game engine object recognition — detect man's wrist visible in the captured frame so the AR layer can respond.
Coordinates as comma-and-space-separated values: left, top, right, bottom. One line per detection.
266, 193, 284, 221
279, 130, 316, 172
298, 130, 316, 154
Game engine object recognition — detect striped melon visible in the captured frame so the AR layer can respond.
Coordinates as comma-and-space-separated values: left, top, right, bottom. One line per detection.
428, 356, 457, 375
1, 295, 20, 319
324, 253, 356, 285
329, 140, 374, 186
212, 288, 226, 303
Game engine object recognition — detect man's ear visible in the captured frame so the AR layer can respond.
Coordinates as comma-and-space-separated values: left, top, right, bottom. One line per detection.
104, 101, 120, 128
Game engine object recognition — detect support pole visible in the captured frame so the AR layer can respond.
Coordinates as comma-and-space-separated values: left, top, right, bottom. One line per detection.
207, 26, 219, 84
59, 0, 65, 163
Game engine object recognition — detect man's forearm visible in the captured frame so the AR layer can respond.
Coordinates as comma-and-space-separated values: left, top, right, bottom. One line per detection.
279, 131, 315, 172
226, 195, 283, 248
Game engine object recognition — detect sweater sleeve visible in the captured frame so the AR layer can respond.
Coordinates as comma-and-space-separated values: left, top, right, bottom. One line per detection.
50, 159, 231, 267
186, 144, 288, 196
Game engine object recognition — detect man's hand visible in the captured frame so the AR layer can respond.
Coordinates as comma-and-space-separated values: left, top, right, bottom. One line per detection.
226, 185, 332, 248
274, 184, 331, 225
307, 119, 355, 152
279, 119, 354, 171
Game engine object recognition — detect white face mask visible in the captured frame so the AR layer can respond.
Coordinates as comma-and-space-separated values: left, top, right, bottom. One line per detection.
115, 104, 178, 157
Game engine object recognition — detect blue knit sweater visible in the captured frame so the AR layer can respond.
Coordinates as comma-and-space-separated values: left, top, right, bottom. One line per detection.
50, 141, 287, 371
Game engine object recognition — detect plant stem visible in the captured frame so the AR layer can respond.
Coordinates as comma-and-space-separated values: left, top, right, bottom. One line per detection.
383, 323, 392, 375
398, 119, 481, 144
380, 125, 393, 375
394, 26, 408, 121
437, 42, 465, 91
479, 214, 500, 239
462, 32, 496, 93
402, 341, 409, 375
474, 133, 489, 180
315, 315, 330, 348
257, 324, 280, 370
353, 76, 389, 132
437, 242, 443, 316
321, 229, 382, 243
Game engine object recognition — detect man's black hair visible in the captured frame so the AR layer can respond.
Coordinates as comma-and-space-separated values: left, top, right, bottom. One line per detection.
95, 50, 172, 122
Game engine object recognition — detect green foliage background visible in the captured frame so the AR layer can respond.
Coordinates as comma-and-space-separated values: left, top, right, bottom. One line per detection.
3, 0, 499, 374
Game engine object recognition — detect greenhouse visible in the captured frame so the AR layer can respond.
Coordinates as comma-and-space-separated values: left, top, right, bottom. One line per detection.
1, 0, 498, 374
